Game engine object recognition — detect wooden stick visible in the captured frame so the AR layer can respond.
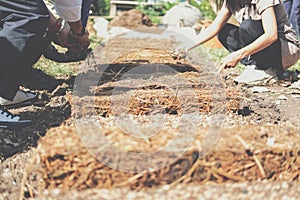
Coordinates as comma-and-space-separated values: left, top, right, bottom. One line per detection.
235, 135, 266, 178
115, 172, 146, 187
210, 166, 245, 182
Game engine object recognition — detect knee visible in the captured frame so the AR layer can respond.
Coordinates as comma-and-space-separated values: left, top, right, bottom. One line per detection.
217, 23, 233, 44
239, 19, 264, 43
217, 28, 225, 44
239, 19, 254, 34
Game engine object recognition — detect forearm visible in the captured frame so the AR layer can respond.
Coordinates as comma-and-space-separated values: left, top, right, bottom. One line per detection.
237, 33, 277, 60
48, 8, 84, 35
68, 20, 84, 35
47, 6, 84, 36
188, 25, 221, 50
235, 7, 278, 61
49, 8, 89, 48
188, 6, 231, 51
47, 8, 62, 35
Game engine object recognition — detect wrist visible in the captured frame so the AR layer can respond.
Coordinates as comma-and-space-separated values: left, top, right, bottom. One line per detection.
49, 18, 65, 36
238, 48, 248, 60
71, 27, 86, 36
69, 20, 85, 36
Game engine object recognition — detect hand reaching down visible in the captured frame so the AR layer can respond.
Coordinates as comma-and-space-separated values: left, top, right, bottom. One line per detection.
218, 51, 243, 73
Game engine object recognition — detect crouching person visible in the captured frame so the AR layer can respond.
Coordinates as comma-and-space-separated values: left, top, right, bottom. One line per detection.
0, 0, 90, 129
188, 0, 300, 84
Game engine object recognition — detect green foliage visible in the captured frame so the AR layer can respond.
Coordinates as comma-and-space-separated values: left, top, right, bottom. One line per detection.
198, 0, 216, 21
33, 54, 76, 77
160, 1, 178, 15
97, 0, 110, 16
287, 60, 300, 72
138, 4, 160, 16
137, 0, 178, 25
189, 0, 201, 11
150, 15, 162, 25
138, 0, 217, 23
137, 4, 160, 24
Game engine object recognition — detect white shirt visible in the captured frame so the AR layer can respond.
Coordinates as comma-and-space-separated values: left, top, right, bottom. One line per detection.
53, 0, 82, 22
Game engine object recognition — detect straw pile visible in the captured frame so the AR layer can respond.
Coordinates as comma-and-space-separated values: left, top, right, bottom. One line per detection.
70, 84, 240, 118
109, 9, 153, 29
27, 46, 298, 194
70, 49, 241, 117
32, 124, 300, 191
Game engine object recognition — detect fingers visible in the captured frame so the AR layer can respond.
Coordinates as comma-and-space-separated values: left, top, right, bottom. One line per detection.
71, 31, 90, 48
218, 61, 235, 74
186, 47, 191, 54
218, 62, 226, 74
218, 57, 237, 74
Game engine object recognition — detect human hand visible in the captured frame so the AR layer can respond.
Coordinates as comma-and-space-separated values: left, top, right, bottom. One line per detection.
218, 51, 243, 73
62, 29, 92, 61
71, 29, 90, 49
68, 20, 90, 49
55, 26, 73, 48
172, 43, 196, 59
52, 25, 79, 54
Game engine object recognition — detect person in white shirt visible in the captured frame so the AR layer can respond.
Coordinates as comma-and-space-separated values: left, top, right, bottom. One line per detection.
188, 0, 300, 83
43, 0, 93, 63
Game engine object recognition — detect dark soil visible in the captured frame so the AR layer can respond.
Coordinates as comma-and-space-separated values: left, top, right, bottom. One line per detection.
0, 69, 73, 160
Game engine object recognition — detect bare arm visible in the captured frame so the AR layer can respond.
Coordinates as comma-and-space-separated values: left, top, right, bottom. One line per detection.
68, 20, 90, 48
219, 6, 278, 71
52, 0, 90, 48
234, 7, 278, 59
47, 8, 72, 48
188, 5, 232, 51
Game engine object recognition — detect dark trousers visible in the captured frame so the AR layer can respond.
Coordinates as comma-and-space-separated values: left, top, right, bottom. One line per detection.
284, 0, 300, 36
0, 0, 50, 100
81, 0, 93, 28
217, 20, 284, 77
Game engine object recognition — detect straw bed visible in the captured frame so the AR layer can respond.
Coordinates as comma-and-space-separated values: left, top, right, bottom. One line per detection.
33, 124, 300, 190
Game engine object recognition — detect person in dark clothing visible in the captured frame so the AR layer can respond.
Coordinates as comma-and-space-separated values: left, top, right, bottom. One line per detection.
0, 0, 90, 129
81, 0, 93, 28
43, 0, 93, 63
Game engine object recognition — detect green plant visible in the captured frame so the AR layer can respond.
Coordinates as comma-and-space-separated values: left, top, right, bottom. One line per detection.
34, 58, 76, 77
137, 3, 161, 24
161, 1, 178, 15
198, 0, 217, 21
137, 0, 178, 25
33, 43, 79, 77
97, 0, 110, 16
287, 60, 300, 72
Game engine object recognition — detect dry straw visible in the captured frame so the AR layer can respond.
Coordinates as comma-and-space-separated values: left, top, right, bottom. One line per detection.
20, 49, 300, 198
26, 124, 300, 193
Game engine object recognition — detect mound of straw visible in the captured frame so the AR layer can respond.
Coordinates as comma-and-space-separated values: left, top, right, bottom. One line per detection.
31, 124, 300, 191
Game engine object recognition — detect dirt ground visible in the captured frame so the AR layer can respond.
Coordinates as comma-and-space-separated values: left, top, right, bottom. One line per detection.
1, 18, 300, 199
109, 9, 153, 29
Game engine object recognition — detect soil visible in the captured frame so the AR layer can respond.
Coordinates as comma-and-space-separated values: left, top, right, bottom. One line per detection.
109, 9, 153, 29
1, 22, 300, 199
